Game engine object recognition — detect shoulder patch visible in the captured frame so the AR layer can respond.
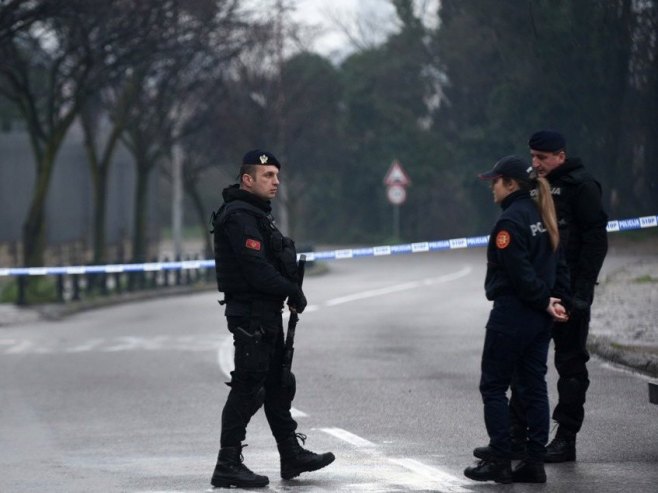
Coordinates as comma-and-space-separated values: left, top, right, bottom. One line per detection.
495, 230, 511, 249
245, 239, 261, 251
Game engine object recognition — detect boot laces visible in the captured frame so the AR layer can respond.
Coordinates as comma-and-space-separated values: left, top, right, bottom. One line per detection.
238, 443, 249, 463
293, 433, 315, 456
234, 444, 255, 472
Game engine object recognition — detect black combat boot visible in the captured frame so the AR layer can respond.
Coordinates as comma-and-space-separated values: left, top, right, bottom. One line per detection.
210, 445, 269, 488
464, 459, 512, 484
474, 444, 526, 461
512, 460, 547, 483
277, 432, 335, 480
545, 427, 576, 463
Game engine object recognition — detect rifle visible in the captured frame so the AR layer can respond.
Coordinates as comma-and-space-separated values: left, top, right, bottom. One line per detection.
281, 254, 306, 389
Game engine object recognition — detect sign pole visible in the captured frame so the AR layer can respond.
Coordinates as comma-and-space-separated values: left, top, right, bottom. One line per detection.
393, 204, 400, 240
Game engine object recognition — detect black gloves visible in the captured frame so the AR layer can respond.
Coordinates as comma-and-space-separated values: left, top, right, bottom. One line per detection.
288, 287, 307, 314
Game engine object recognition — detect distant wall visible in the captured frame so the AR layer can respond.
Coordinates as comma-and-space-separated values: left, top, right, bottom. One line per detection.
0, 121, 159, 264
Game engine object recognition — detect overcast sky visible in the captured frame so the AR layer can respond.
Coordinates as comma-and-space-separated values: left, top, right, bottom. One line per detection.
245, 0, 440, 61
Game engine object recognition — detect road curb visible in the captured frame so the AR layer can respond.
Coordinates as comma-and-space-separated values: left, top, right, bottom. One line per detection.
0, 283, 216, 327
588, 333, 658, 378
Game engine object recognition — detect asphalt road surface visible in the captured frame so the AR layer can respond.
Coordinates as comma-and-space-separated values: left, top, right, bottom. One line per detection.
1, 249, 656, 492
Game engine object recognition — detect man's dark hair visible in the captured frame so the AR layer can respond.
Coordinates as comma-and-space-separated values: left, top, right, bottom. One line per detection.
237, 164, 258, 183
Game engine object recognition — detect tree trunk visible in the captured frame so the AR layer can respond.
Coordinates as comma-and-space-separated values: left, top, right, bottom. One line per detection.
185, 181, 213, 258
92, 166, 110, 264
22, 143, 59, 267
132, 158, 150, 262
83, 119, 124, 265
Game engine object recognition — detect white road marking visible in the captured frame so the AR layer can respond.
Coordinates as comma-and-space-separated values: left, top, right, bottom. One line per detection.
5, 339, 33, 354
320, 427, 472, 492
324, 267, 472, 307
320, 427, 376, 447
65, 338, 105, 353
325, 281, 423, 306
388, 458, 472, 492
104, 336, 169, 352
1, 335, 222, 355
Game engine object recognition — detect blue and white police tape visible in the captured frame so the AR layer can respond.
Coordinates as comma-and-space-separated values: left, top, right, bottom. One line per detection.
1, 214, 656, 277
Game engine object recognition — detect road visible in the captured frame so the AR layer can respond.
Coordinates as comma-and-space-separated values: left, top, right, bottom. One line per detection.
1, 249, 657, 492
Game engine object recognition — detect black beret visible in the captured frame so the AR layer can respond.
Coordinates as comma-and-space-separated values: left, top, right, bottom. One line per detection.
242, 149, 281, 169
479, 155, 534, 181
528, 130, 566, 152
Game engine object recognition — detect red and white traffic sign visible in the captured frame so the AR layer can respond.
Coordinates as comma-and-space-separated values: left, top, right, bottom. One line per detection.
383, 159, 411, 187
387, 184, 407, 205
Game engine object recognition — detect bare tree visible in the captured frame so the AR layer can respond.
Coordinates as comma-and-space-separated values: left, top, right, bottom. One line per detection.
0, 0, 128, 268
116, 0, 247, 262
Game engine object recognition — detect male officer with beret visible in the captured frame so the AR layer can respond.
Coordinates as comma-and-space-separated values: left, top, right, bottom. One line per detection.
510, 131, 608, 463
209, 149, 334, 488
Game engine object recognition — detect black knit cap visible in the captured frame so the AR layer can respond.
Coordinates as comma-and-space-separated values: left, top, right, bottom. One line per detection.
479, 155, 534, 181
242, 149, 281, 169
528, 130, 566, 152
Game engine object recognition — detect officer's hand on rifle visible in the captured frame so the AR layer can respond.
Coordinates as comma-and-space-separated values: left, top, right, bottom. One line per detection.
288, 287, 307, 314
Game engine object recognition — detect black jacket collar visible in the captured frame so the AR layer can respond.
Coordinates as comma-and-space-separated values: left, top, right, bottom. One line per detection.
222, 184, 272, 214
500, 190, 530, 210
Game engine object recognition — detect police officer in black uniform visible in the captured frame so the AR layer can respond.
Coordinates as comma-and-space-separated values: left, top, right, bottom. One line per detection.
509, 131, 608, 463
464, 156, 570, 484
209, 149, 334, 488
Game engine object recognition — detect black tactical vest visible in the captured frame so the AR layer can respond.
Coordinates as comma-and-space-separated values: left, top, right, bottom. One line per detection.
210, 200, 298, 301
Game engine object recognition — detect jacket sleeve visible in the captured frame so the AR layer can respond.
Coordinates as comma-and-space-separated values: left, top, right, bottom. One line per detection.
224, 212, 299, 298
572, 180, 608, 302
495, 219, 551, 311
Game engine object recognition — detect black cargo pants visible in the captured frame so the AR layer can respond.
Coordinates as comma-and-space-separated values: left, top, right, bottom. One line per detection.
220, 303, 297, 447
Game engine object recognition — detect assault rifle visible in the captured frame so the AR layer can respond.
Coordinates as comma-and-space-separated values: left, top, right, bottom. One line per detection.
281, 254, 306, 389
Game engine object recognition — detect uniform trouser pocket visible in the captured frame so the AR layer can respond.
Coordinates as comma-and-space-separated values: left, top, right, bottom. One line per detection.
229, 318, 271, 373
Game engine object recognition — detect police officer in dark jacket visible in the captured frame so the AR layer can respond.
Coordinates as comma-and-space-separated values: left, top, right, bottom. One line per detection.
209, 149, 334, 488
464, 156, 570, 484
512, 130, 608, 463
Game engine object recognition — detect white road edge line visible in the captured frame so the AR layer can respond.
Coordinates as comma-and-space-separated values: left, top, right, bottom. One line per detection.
389, 458, 472, 493
320, 428, 472, 492
324, 266, 472, 307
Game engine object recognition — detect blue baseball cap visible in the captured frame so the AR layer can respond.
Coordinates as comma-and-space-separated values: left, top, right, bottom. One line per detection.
479, 155, 534, 181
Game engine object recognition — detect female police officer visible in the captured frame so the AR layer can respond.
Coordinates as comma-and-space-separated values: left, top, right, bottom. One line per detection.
464, 156, 569, 484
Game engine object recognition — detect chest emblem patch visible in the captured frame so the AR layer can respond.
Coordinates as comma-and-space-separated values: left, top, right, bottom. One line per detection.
245, 239, 261, 251
495, 230, 511, 249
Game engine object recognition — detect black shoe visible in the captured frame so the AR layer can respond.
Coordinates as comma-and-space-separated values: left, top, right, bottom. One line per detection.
473, 444, 526, 461
210, 445, 269, 488
277, 432, 335, 480
512, 460, 547, 483
464, 459, 512, 484
545, 428, 576, 463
